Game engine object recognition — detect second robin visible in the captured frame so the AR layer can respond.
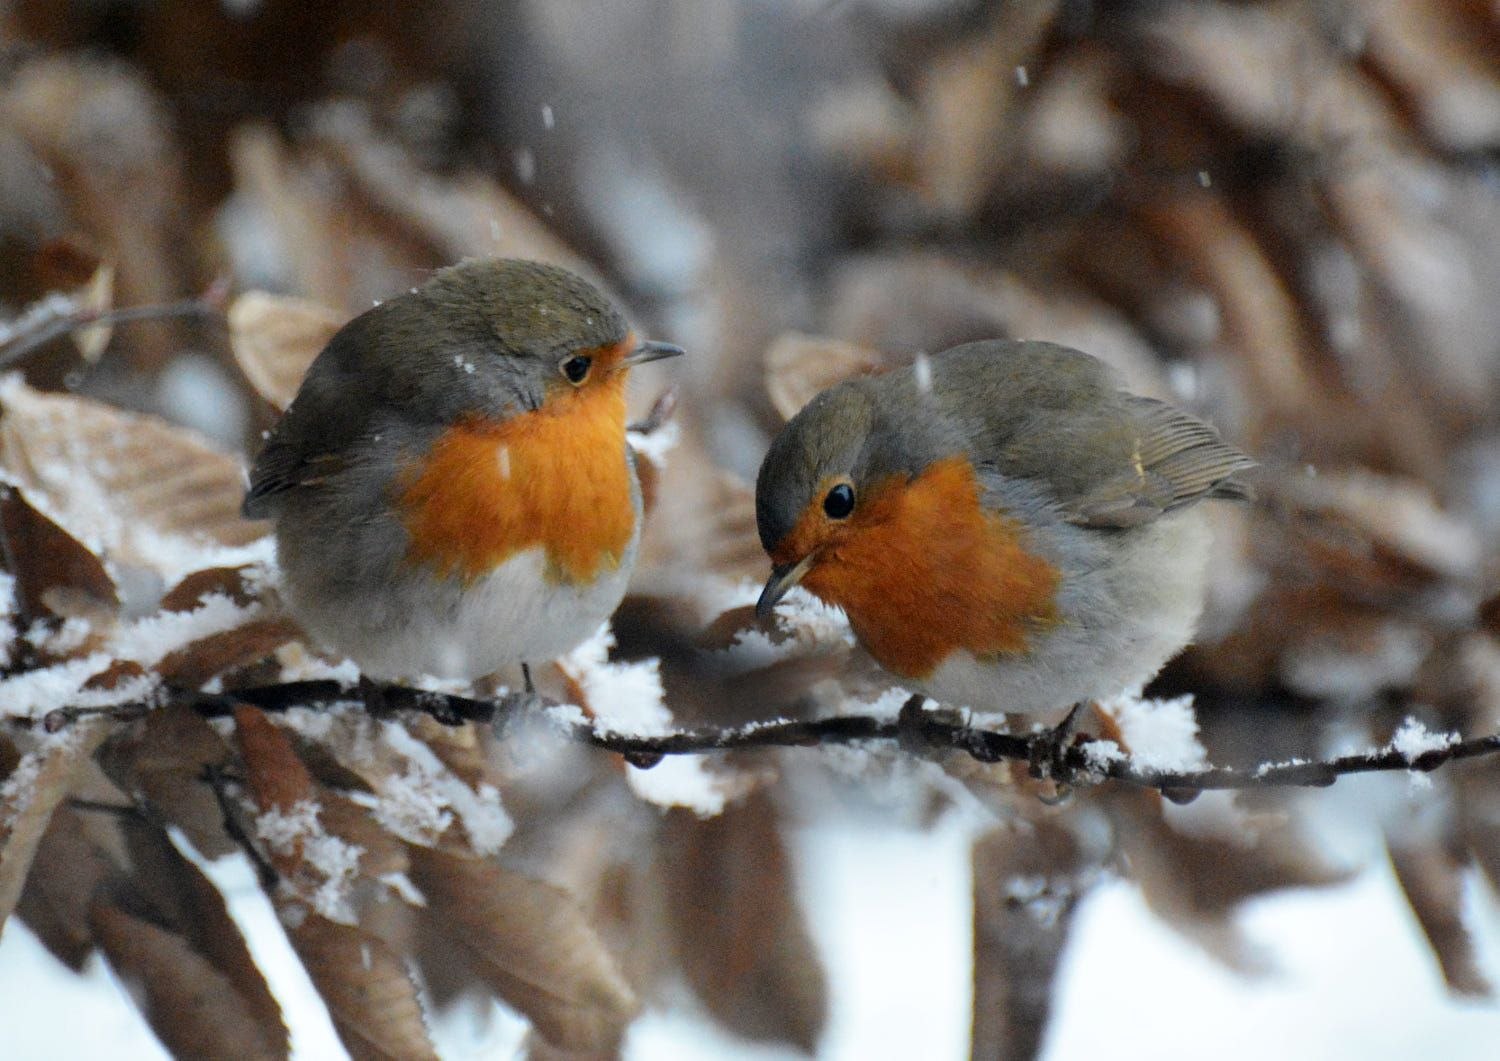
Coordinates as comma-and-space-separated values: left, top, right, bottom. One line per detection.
754, 340, 1253, 720
243, 257, 683, 683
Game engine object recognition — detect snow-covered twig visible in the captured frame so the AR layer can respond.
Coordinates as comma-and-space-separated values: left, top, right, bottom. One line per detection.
29, 681, 1500, 799
0, 276, 231, 368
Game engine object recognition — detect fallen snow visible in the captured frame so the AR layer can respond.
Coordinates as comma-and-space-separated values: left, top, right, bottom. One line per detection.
255, 799, 363, 925
1097, 691, 1208, 773
1387, 717, 1460, 763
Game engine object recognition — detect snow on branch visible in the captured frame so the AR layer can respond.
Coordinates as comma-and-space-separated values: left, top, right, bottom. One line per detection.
35, 681, 1500, 799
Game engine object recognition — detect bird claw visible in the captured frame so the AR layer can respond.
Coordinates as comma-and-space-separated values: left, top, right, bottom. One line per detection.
1026, 702, 1084, 795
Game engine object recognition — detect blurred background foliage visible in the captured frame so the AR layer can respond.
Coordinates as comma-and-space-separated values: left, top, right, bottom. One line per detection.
4, 1, 1500, 1058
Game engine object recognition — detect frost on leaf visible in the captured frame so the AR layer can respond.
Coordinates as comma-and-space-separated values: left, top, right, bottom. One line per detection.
0, 722, 109, 932
0, 378, 267, 583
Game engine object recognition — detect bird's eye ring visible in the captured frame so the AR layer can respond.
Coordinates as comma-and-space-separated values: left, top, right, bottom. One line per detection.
560, 355, 592, 384
823, 482, 855, 519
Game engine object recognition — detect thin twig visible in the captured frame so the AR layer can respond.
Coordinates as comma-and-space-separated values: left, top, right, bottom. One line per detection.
201, 762, 279, 890
25, 679, 1500, 798
0, 276, 231, 368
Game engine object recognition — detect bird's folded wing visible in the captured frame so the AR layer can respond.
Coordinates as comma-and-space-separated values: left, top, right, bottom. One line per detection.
1060, 396, 1254, 529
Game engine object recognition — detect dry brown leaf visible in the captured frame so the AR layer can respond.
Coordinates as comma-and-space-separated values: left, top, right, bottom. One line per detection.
1388, 832, 1492, 998
92, 894, 288, 1061
972, 821, 1091, 1061
1361, 0, 1500, 151
160, 565, 267, 614
312, 108, 586, 272
286, 913, 438, 1061
1, 57, 193, 372
0, 481, 118, 619
14, 802, 119, 969
155, 617, 300, 689
97, 703, 237, 859
764, 331, 886, 422
914, 1, 1060, 216
235, 705, 316, 819
0, 380, 266, 579
228, 291, 347, 412
25, 236, 115, 361
659, 790, 827, 1051
408, 846, 639, 1052
1100, 786, 1349, 966
70, 258, 114, 362
117, 817, 289, 1054
637, 445, 763, 582
0, 721, 108, 932
1273, 469, 1482, 587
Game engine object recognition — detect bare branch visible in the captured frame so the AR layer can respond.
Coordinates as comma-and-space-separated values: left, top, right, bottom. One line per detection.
21, 679, 1499, 799
0, 276, 231, 368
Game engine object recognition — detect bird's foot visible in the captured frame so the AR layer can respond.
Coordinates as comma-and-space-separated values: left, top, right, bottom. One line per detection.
1027, 702, 1085, 803
359, 674, 392, 716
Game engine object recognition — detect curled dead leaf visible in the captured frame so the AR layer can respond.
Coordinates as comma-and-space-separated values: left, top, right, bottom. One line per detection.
91, 894, 290, 1061
155, 617, 300, 689
660, 790, 827, 1051
1388, 832, 1492, 998
971, 821, 1092, 1061
228, 291, 346, 412
0, 481, 118, 619
116, 818, 289, 1055
98, 703, 238, 859
764, 331, 885, 422
235, 705, 315, 819
286, 913, 438, 1061
160, 565, 268, 614
0, 722, 109, 933
0, 379, 266, 581
408, 846, 639, 1052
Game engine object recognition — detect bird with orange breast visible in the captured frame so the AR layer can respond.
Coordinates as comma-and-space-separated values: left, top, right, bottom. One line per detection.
754, 340, 1252, 723
243, 258, 683, 685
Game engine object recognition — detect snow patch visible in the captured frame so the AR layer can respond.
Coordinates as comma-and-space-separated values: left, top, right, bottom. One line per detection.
1388, 717, 1460, 763
255, 799, 363, 924
1098, 691, 1207, 773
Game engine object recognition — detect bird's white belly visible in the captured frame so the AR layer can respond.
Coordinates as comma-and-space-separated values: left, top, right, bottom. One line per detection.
916, 508, 1214, 719
286, 543, 635, 682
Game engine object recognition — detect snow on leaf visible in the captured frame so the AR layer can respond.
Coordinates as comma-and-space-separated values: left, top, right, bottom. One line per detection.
0, 377, 267, 584
0, 721, 109, 931
558, 623, 669, 737
377, 720, 513, 854
559, 623, 740, 814
256, 799, 363, 925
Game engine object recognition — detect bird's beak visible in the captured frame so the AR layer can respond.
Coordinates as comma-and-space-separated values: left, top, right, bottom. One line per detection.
756, 554, 817, 620
620, 339, 686, 368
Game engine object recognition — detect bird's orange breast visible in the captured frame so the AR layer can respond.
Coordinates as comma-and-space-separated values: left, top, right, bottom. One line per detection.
786, 456, 1061, 680
399, 375, 636, 585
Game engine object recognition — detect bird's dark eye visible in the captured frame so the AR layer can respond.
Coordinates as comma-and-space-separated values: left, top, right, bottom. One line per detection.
561, 355, 592, 384
823, 482, 855, 519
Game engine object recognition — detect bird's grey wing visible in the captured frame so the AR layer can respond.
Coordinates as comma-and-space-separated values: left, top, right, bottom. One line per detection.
925, 342, 1252, 529
242, 324, 381, 520
1054, 395, 1254, 529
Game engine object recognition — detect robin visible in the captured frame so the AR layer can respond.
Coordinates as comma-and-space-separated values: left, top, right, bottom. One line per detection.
243, 257, 684, 685
754, 340, 1253, 722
